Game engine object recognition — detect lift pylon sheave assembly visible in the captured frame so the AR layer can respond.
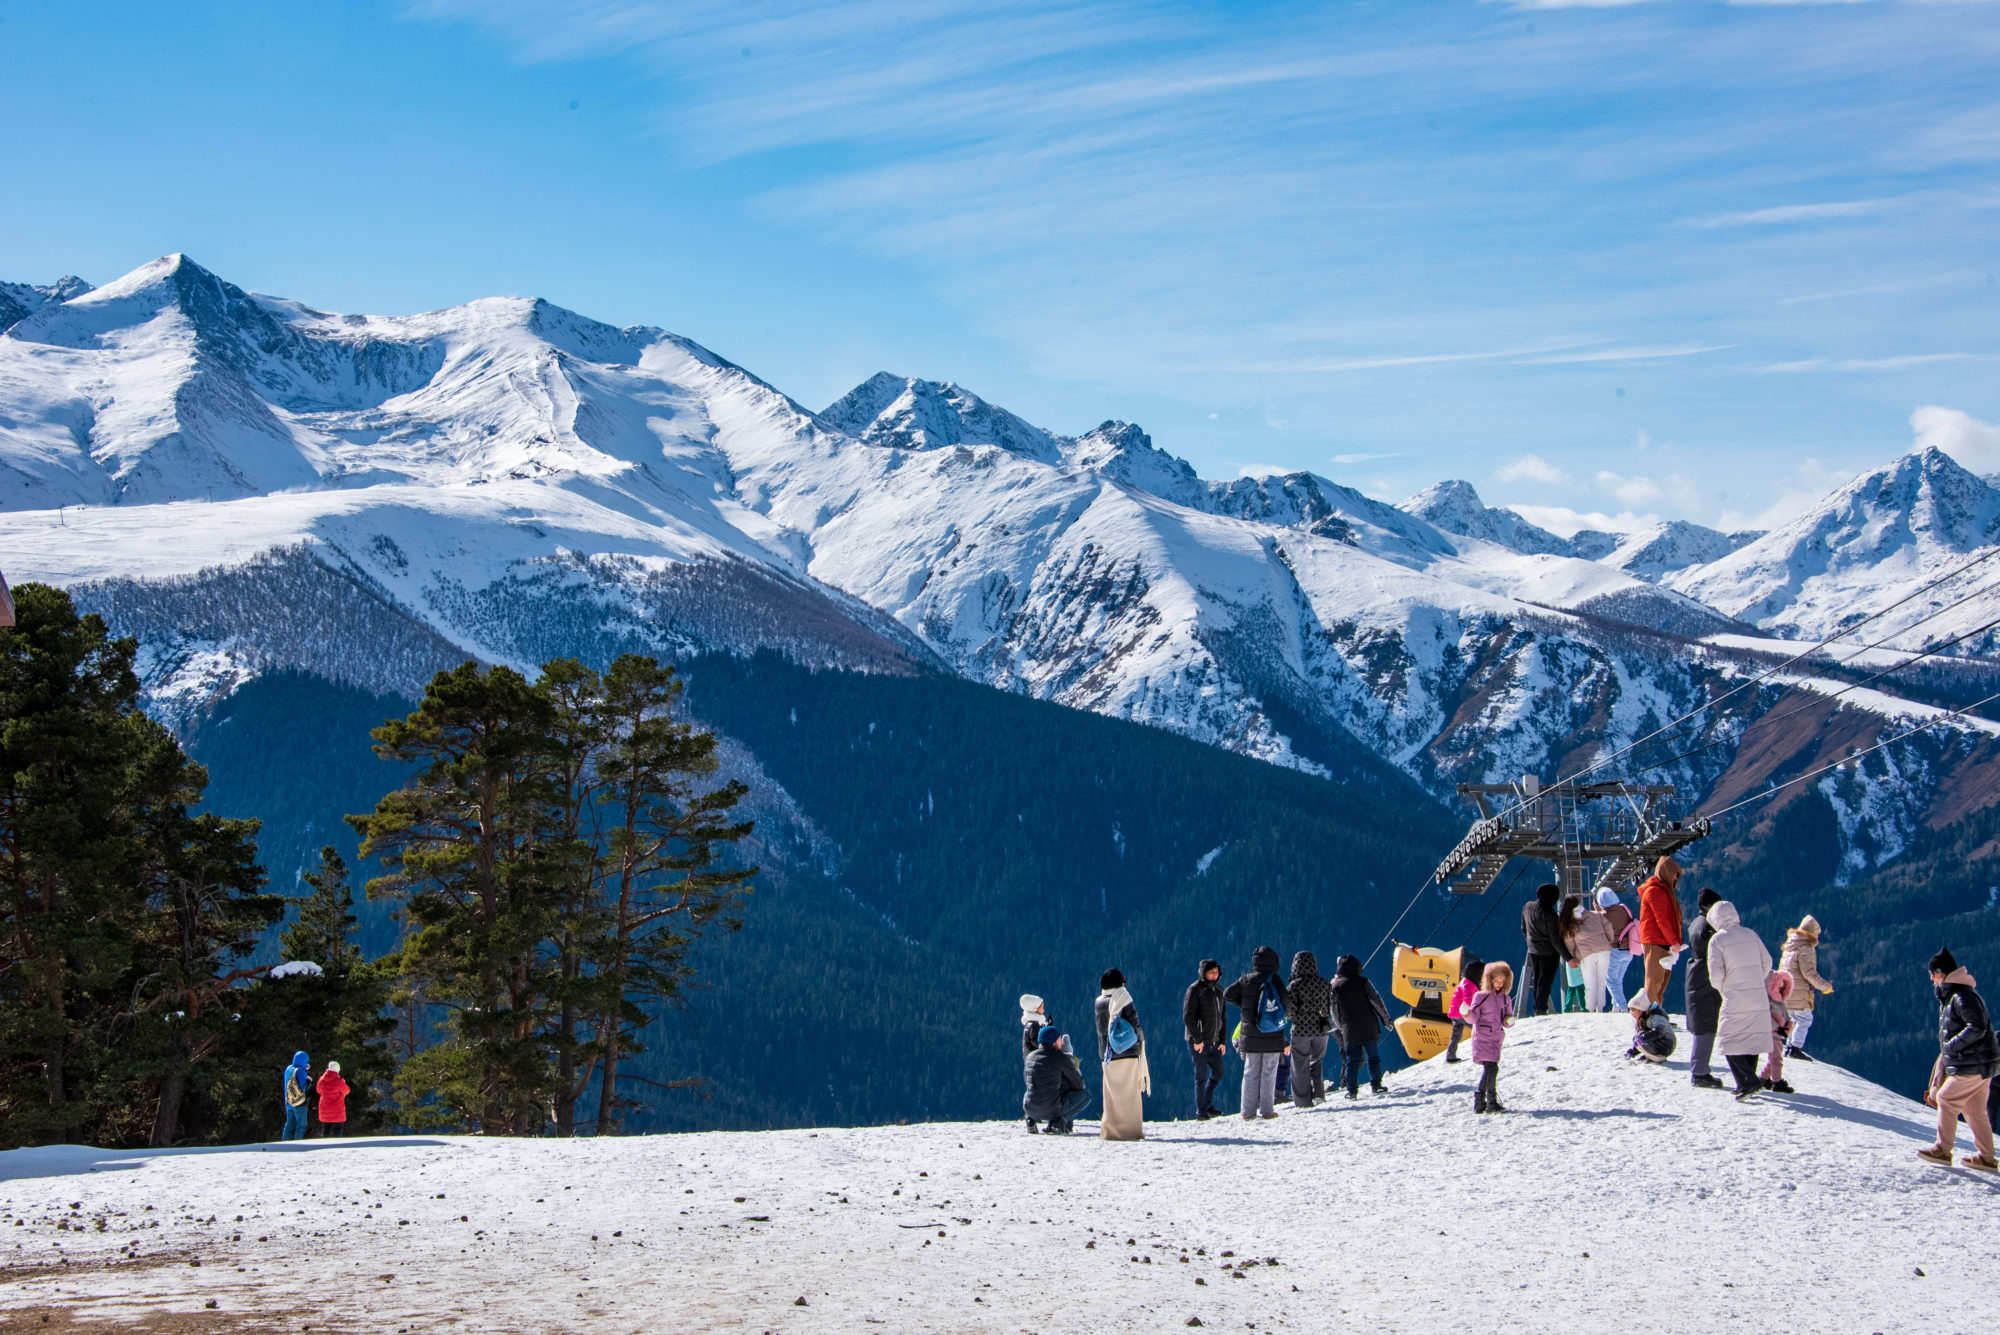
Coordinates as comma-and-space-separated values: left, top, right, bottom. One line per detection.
1432, 776, 1712, 901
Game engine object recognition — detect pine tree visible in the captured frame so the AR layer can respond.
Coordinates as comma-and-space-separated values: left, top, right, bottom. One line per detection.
589, 654, 753, 1134
351, 662, 565, 1135
0, 585, 149, 1145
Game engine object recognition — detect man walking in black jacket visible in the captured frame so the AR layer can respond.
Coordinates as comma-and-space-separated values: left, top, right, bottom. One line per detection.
1918, 948, 1999, 1170
1521, 883, 1565, 1017
1183, 958, 1227, 1120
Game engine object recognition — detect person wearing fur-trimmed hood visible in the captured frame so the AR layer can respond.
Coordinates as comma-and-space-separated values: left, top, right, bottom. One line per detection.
1095, 969, 1149, 1140
1778, 916, 1834, 1060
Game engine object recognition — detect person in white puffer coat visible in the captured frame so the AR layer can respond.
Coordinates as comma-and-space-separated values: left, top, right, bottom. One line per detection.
1704, 900, 1775, 1101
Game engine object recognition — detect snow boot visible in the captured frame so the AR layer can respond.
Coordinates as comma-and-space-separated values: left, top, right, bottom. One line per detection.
1786, 1046, 1814, 1063
1486, 1100, 1506, 1113
1370, 1083, 1386, 1096
1472, 1090, 1486, 1114
1766, 1079, 1795, 1094
1047, 1119, 1072, 1135
1025, 1119, 1040, 1134
1344, 1089, 1358, 1101
1916, 1145, 1954, 1166
1258, 1110, 1280, 1120
1960, 1154, 1998, 1173
1733, 1084, 1762, 1102
1691, 1074, 1725, 1090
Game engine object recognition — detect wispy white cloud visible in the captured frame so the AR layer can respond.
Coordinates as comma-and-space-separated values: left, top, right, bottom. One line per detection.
1911, 404, 2000, 474
1331, 451, 1403, 465
1777, 271, 1983, 306
1690, 198, 1893, 228
1595, 469, 1664, 507
1760, 352, 1994, 372
1497, 453, 1571, 486
1506, 504, 1657, 539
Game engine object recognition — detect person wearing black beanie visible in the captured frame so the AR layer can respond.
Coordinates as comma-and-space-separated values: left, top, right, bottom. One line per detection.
1918, 946, 1998, 1170
1684, 887, 1727, 1089
1101, 968, 1125, 991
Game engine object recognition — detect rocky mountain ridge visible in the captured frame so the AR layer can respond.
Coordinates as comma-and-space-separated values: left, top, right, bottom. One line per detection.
4, 255, 1998, 891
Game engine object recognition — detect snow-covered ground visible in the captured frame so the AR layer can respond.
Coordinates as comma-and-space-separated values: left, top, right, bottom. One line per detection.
3, 1015, 1992, 1334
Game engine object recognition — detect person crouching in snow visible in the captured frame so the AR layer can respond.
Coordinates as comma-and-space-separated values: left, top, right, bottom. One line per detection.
1095, 969, 1150, 1140
1918, 948, 1999, 1171
1704, 899, 1774, 1101
316, 1061, 351, 1136
1024, 1025, 1090, 1134
1759, 973, 1796, 1094
281, 1051, 311, 1141
1468, 962, 1514, 1113
1445, 952, 1483, 1063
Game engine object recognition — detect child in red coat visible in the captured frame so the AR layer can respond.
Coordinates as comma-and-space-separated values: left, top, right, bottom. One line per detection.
315, 1062, 351, 1137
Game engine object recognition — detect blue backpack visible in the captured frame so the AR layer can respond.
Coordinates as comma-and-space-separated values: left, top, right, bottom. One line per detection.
1107, 1014, 1139, 1056
1257, 975, 1286, 1033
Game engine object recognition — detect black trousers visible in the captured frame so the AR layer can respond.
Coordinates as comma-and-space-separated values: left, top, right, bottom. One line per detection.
1476, 1061, 1500, 1108
1447, 1018, 1467, 1059
1189, 1040, 1225, 1116
1526, 954, 1561, 1017
1726, 1053, 1762, 1094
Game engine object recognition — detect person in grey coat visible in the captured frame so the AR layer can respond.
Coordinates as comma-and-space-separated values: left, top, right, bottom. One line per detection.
1286, 951, 1334, 1107
1683, 887, 1725, 1089
1705, 899, 1774, 1100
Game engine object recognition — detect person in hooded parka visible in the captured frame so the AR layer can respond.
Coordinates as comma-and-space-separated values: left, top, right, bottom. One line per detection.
1704, 899, 1775, 1100
1330, 955, 1391, 1099
1286, 951, 1334, 1108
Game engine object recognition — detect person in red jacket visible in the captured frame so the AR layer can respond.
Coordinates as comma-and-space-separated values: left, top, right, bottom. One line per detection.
315, 1061, 350, 1137
1635, 857, 1686, 1009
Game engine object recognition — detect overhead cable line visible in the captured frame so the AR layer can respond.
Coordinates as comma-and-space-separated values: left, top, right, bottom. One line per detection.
1484, 545, 2000, 823
1698, 687, 2000, 822
1620, 602, 2000, 781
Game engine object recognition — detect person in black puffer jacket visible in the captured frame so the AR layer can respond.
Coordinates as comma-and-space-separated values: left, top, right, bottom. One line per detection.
1520, 883, 1564, 1016
1330, 954, 1392, 1098
1183, 959, 1227, 1119
1286, 951, 1333, 1107
1683, 888, 1725, 1089
1919, 948, 1999, 1170
1224, 946, 1290, 1121
1023, 1025, 1090, 1134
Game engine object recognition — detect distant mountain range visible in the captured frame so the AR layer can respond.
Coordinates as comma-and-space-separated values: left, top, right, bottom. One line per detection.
3, 255, 1998, 1121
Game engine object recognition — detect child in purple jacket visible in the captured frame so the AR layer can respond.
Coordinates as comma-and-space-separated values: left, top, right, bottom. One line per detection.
1467, 961, 1516, 1114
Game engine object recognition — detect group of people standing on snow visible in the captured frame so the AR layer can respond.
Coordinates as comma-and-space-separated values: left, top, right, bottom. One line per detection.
279, 1050, 350, 1141
1018, 853, 2000, 1167
1019, 948, 1392, 1139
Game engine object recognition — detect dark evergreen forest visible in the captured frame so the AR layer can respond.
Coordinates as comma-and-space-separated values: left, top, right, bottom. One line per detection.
177, 656, 1995, 1132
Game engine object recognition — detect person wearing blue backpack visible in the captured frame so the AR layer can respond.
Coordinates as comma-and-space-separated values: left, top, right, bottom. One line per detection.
1223, 947, 1290, 1121
1095, 969, 1150, 1140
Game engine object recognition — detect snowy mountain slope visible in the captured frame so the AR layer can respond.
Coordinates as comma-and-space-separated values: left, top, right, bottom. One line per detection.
3, 1015, 1991, 1334
1670, 447, 2000, 654
0, 275, 91, 334
2, 255, 1994, 885
1400, 477, 1573, 556
1605, 519, 1763, 583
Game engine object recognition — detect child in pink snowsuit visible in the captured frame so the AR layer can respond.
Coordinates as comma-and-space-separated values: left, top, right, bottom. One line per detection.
1759, 971, 1795, 1093
1445, 952, 1483, 1064
1467, 961, 1515, 1114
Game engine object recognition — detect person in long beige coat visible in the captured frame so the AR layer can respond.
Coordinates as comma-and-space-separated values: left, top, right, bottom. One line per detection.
1779, 916, 1834, 1059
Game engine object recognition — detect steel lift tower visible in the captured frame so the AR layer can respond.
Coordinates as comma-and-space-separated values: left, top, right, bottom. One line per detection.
1431, 776, 1711, 900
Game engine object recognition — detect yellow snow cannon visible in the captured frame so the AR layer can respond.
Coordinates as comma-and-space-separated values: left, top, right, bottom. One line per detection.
1390, 943, 1461, 1062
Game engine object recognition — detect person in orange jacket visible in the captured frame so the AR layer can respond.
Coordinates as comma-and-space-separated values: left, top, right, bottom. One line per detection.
1635, 857, 1686, 1009
315, 1061, 351, 1137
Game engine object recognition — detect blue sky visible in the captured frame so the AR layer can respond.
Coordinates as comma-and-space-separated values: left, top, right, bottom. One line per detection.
4, 0, 1997, 533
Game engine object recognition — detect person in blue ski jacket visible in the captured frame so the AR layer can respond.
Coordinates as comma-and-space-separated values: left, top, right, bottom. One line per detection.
282, 1051, 312, 1141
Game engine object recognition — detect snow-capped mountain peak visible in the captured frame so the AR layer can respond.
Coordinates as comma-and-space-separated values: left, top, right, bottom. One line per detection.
0, 274, 92, 334
1399, 479, 1572, 556
1669, 444, 2000, 647
819, 373, 1063, 463
1602, 519, 1762, 584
